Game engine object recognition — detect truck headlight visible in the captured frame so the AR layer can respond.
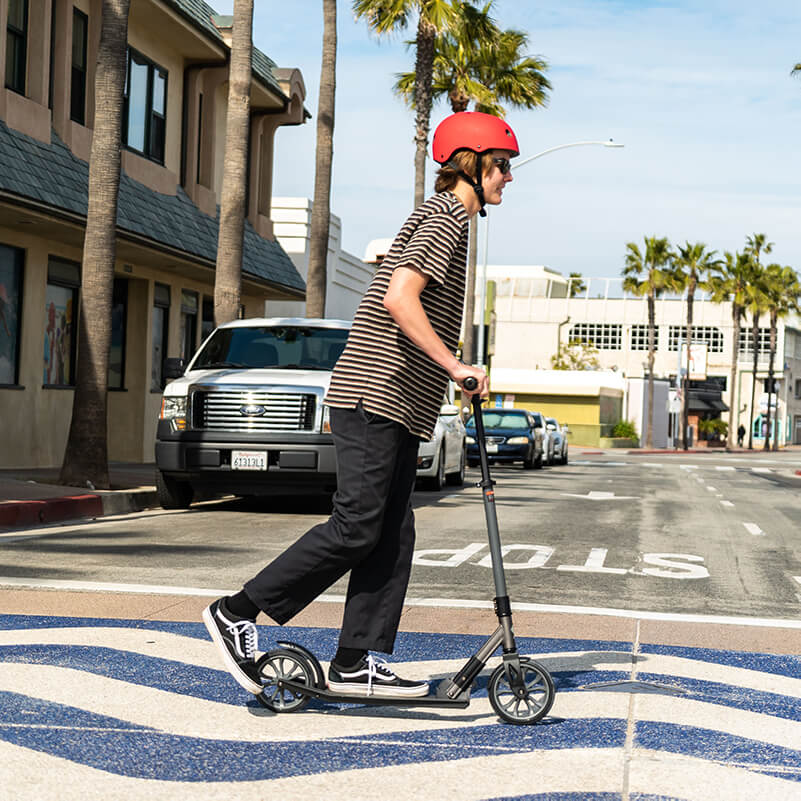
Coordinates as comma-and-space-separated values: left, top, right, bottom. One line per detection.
160, 396, 188, 431
507, 436, 529, 445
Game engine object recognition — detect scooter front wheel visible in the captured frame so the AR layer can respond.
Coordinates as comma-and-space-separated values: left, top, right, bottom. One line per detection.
488, 658, 555, 725
256, 648, 316, 713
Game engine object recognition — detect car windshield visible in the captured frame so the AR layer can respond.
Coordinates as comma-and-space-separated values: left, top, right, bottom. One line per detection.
546, 418, 557, 427
466, 410, 530, 430
191, 325, 350, 371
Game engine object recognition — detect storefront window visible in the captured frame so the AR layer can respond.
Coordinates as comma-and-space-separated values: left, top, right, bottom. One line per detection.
151, 283, 169, 390
0, 245, 24, 385
43, 259, 80, 386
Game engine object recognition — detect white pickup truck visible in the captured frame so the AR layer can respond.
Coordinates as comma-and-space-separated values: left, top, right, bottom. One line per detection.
154, 317, 351, 508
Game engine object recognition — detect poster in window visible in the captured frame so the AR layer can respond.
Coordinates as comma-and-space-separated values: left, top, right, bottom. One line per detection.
44, 285, 74, 385
0, 253, 21, 384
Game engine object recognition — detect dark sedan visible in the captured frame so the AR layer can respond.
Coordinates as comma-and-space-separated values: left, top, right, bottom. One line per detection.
465, 408, 544, 469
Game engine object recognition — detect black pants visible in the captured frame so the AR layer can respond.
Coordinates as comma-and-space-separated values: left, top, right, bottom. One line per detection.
243, 404, 420, 654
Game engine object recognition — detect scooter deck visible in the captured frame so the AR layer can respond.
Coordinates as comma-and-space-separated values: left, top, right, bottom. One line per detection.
277, 678, 471, 709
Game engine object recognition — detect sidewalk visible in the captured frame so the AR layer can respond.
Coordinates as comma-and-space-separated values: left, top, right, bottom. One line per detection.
0, 462, 158, 529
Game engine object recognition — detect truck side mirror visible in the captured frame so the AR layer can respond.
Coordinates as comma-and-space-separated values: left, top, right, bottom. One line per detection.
163, 357, 186, 379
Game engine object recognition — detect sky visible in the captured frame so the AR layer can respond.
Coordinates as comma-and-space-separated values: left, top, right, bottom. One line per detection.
215, 0, 801, 281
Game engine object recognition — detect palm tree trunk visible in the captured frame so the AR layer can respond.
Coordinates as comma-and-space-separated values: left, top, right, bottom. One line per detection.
646, 292, 655, 448
59, 0, 130, 489
461, 218, 478, 365
412, 16, 436, 208
764, 310, 777, 450
682, 286, 694, 450
306, 0, 337, 318
747, 313, 759, 449
727, 307, 741, 450
214, 0, 253, 325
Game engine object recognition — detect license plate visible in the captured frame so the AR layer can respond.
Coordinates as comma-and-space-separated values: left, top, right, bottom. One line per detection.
486, 442, 498, 454
231, 450, 268, 470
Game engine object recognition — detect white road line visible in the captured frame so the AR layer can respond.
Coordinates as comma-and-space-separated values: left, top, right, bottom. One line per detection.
3, 577, 801, 629
715, 466, 736, 471
720, 500, 734, 508
642, 462, 663, 467
793, 576, 801, 588
706, 486, 717, 492
743, 522, 766, 537
751, 467, 773, 473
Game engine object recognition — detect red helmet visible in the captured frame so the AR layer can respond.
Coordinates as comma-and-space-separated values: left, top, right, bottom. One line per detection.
431, 111, 520, 163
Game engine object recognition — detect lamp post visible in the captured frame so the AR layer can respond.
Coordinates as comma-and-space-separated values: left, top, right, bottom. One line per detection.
475, 140, 625, 368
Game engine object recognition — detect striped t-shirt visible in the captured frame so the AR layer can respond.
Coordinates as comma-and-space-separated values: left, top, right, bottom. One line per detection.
325, 191, 469, 439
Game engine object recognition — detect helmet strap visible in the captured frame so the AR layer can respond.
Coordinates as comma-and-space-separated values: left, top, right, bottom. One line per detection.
446, 152, 487, 217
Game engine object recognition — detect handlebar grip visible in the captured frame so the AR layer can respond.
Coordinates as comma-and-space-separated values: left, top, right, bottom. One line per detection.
462, 376, 478, 391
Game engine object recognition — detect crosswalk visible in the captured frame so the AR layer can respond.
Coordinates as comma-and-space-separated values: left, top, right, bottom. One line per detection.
1, 615, 800, 800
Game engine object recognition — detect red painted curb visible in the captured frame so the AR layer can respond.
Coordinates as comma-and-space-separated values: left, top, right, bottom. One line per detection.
0, 494, 104, 528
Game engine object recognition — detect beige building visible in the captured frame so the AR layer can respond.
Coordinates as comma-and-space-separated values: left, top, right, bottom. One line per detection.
0, 0, 311, 468
482, 272, 801, 447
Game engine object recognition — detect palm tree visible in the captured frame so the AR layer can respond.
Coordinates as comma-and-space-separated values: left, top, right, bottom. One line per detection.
622, 236, 675, 448
568, 272, 586, 297
59, 0, 131, 489
672, 242, 720, 450
354, 0, 454, 208
743, 234, 773, 448
214, 0, 253, 325
762, 264, 801, 450
792, 63, 801, 77
707, 251, 752, 450
306, 0, 337, 318
395, 3, 550, 363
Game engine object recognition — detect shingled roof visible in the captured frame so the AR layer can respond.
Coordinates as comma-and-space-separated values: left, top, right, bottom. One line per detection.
163, 0, 285, 98
0, 120, 305, 296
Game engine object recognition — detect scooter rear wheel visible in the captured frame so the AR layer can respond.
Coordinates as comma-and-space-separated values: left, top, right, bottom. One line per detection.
256, 648, 316, 713
488, 658, 554, 725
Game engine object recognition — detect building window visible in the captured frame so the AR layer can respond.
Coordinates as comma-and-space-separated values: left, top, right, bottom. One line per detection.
738, 327, 770, 356
108, 278, 128, 389
123, 48, 167, 164
70, 9, 88, 125
201, 295, 214, 342
569, 323, 622, 350
630, 324, 659, 351
668, 325, 723, 353
44, 258, 80, 386
180, 289, 198, 363
151, 283, 170, 390
0, 245, 24, 386
5, 0, 28, 95
795, 378, 801, 399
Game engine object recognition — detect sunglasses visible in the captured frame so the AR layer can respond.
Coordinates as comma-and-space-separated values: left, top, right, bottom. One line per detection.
492, 157, 512, 175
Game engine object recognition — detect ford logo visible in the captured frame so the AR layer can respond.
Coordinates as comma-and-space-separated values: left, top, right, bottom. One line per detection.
240, 404, 266, 416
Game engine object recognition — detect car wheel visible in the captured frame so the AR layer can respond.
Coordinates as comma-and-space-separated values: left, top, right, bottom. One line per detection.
562, 448, 569, 465
426, 446, 446, 491
523, 446, 535, 470
534, 450, 543, 469
155, 469, 194, 509
446, 445, 465, 486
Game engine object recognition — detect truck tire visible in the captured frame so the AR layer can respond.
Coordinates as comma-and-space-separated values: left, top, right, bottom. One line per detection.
156, 469, 194, 509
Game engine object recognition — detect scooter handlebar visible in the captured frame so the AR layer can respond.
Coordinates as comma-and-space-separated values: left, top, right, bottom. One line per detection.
462, 376, 478, 392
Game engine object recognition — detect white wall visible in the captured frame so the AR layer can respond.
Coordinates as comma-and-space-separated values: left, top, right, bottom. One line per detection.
266, 197, 374, 321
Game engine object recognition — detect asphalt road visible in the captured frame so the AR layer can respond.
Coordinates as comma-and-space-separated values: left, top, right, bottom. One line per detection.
2, 451, 800, 621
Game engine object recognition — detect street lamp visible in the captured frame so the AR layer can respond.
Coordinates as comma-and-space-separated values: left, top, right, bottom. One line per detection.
475, 139, 625, 368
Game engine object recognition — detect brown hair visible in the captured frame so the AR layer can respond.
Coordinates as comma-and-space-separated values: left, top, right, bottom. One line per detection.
435, 149, 491, 193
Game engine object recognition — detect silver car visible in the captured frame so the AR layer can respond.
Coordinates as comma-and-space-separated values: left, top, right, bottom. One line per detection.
416, 402, 466, 490
545, 417, 569, 464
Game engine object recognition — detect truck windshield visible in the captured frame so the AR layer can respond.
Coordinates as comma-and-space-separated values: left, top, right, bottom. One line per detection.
191, 326, 350, 371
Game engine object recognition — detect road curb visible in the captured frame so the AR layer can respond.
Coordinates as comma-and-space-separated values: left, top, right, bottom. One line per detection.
0, 488, 158, 529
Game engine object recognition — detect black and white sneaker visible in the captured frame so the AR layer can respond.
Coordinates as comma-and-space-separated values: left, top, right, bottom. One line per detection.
202, 598, 263, 694
328, 654, 428, 697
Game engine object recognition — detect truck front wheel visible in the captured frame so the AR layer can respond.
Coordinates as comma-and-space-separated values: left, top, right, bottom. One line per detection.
156, 469, 194, 509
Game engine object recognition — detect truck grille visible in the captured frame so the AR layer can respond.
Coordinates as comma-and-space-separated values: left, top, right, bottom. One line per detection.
191, 390, 317, 432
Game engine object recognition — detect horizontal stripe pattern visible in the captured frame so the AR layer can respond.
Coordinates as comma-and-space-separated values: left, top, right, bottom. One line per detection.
326, 191, 469, 439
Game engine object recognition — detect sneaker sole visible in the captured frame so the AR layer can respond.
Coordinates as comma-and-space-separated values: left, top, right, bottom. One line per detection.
327, 680, 429, 698
202, 605, 264, 695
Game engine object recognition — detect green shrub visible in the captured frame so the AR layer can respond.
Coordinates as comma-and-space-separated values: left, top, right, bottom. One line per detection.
699, 418, 728, 439
612, 420, 638, 439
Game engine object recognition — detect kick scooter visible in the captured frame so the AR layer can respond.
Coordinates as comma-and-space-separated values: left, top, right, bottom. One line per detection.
254, 377, 555, 724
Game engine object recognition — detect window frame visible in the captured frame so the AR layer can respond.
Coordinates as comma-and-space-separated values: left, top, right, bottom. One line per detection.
0, 244, 25, 387
70, 8, 89, 125
569, 322, 622, 351
43, 257, 81, 388
180, 289, 199, 364
5, 0, 28, 95
151, 282, 170, 391
108, 277, 128, 390
122, 46, 168, 165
